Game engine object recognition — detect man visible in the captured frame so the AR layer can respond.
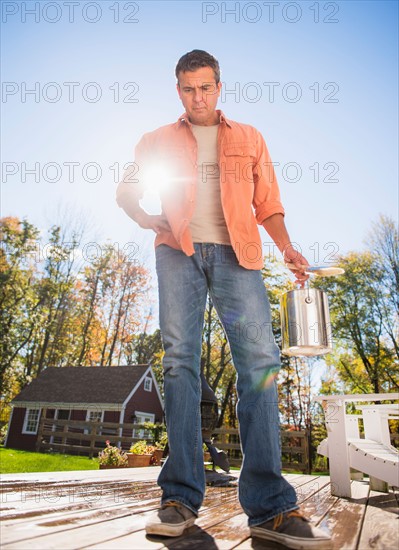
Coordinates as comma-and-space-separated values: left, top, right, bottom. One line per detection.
116, 50, 331, 549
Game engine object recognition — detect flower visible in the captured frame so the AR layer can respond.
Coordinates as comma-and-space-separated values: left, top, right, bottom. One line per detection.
98, 441, 128, 467
155, 432, 168, 450
129, 440, 153, 455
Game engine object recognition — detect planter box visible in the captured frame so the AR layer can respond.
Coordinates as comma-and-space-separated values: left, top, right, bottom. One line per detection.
127, 453, 152, 467
152, 449, 164, 465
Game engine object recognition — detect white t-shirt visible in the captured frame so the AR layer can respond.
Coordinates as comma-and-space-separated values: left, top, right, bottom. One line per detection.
189, 123, 231, 245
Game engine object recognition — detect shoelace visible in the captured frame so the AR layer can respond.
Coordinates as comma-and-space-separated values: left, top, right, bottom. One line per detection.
163, 501, 180, 508
273, 510, 307, 531
162, 501, 187, 520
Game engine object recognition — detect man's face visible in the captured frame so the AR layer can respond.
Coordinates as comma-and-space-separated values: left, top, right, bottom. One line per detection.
176, 66, 222, 126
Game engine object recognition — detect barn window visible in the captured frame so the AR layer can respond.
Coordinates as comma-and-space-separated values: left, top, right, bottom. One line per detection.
56, 409, 71, 421
22, 409, 40, 434
86, 410, 103, 423
132, 411, 155, 439
84, 410, 104, 435
144, 377, 152, 392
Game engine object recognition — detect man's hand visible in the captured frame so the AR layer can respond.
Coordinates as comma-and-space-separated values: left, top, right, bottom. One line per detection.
261, 214, 310, 287
283, 246, 310, 287
136, 213, 171, 235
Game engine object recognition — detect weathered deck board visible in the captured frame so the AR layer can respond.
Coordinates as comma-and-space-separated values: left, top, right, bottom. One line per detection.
295, 480, 339, 524
322, 480, 370, 550
1, 481, 161, 518
83, 476, 318, 550
160, 477, 333, 550
1, 472, 160, 514
84, 488, 246, 550
233, 477, 340, 550
1, 486, 238, 547
1, 472, 239, 549
357, 490, 399, 549
1, 468, 398, 550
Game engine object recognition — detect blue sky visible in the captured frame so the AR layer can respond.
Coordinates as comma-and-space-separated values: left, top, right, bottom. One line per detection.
1, 0, 398, 333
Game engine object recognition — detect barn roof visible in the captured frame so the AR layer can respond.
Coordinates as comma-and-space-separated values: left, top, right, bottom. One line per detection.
12, 366, 152, 405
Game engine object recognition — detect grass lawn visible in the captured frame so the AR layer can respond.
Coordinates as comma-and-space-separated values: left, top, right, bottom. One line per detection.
0, 447, 330, 476
0, 447, 99, 474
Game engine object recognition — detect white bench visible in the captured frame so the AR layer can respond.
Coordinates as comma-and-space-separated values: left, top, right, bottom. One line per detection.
315, 393, 399, 497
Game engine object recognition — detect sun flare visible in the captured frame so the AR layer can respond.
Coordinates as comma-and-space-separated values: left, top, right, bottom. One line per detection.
143, 163, 173, 195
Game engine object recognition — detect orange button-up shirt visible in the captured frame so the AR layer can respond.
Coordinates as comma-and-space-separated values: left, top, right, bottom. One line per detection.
116, 110, 285, 270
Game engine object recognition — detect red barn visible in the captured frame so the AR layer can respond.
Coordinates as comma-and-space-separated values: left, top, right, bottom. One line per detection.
5, 365, 164, 452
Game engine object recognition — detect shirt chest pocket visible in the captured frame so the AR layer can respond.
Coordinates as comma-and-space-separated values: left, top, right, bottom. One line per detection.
224, 143, 256, 158
222, 143, 257, 184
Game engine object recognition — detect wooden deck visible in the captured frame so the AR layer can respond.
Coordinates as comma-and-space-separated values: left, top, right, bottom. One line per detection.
1, 467, 398, 549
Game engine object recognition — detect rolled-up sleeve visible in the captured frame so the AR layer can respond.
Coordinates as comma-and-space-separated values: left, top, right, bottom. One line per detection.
252, 131, 285, 224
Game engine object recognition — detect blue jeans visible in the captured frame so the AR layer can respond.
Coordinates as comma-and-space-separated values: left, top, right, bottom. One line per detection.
155, 243, 298, 526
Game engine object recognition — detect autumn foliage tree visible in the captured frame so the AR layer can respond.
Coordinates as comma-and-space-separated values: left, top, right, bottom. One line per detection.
0, 218, 40, 397
314, 216, 398, 394
0, 217, 151, 403
2, 214, 397, 439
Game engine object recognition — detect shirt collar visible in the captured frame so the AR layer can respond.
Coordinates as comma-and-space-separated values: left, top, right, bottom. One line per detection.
175, 110, 232, 129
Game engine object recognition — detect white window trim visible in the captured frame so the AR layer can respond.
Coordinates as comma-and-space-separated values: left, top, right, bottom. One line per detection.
22, 408, 40, 435
84, 410, 104, 434
132, 411, 155, 439
56, 409, 71, 420
144, 376, 152, 392
86, 410, 104, 423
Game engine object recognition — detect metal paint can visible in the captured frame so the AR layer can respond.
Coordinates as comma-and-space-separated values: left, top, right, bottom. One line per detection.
280, 288, 333, 357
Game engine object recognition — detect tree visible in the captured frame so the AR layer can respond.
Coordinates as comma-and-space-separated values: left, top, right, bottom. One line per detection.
95, 248, 150, 366
28, 224, 82, 375
0, 217, 40, 395
0, 216, 152, 408
368, 215, 399, 357
313, 217, 399, 394
75, 247, 115, 366
127, 326, 164, 394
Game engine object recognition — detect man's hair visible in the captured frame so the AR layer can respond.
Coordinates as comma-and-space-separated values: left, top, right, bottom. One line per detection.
175, 50, 220, 84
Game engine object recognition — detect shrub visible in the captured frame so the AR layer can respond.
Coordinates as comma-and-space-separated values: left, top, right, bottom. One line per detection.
98, 440, 128, 467
129, 440, 154, 455
0, 425, 8, 446
155, 432, 168, 450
